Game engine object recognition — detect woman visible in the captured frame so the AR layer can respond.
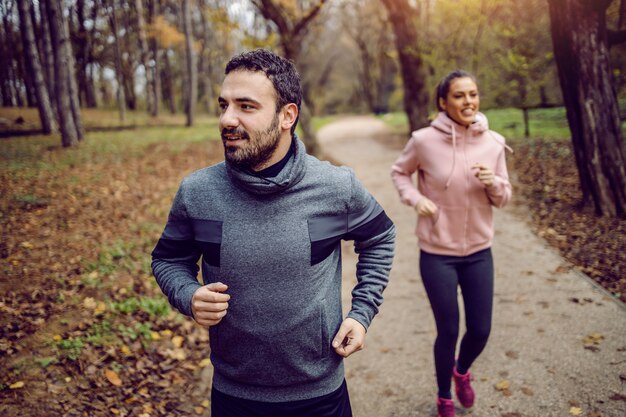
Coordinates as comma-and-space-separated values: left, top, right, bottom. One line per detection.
391, 70, 512, 417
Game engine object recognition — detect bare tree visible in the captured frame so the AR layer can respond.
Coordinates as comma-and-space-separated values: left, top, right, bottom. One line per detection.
251, 0, 327, 154
38, 0, 56, 113
107, 0, 127, 122
548, 0, 626, 217
74, 0, 98, 108
17, 0, 56, 134
182, 0, 197, 126
379, 0, 430, 133
341, 0, 396, 114
135, 0, 156, 115
147, 0, 162, 116
46, 0, 83, 146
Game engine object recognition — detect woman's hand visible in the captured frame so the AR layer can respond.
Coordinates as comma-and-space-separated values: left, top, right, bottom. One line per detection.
414, 198, 438, 216
472, 164, 495, 188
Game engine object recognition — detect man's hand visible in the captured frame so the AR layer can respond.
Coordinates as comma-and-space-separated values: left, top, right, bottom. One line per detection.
191, 282, 230, 327
332, 317, 366, 358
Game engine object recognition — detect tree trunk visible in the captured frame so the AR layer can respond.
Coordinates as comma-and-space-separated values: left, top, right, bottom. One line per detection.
46, 0, 80, 147
1, 6, 18, 106
198, 2, 213, 115
182, 0, 197, 126
162, 50, 176, 114
0, 9, 14, 106
17, 0, 56, 134
379, 0, 430, 133
148, 0, 161, 116
548, 0, 626, 217
121, 8, 137, 111
74, 0, 97, 108
108, 0, 126, 123
63, 3, 85, 141
38, 0, 57, 114
135, 0, 155, 115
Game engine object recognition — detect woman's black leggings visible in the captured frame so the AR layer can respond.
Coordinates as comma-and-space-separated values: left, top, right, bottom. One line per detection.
419, 248, 494, 397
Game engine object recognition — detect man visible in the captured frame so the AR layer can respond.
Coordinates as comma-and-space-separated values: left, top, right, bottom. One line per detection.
152, 49, 395, 417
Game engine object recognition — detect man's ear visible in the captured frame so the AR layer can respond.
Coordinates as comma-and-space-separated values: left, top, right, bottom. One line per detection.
280, 103, 299, 131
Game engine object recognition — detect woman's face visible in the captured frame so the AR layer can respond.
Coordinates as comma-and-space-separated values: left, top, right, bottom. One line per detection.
439, 77, 480, 127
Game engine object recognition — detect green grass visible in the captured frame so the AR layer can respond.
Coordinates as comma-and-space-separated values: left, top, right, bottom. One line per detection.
483, 107, 571, 140
376, 112, 411, 136
1, 111, 220, 173
374, 105, 626, 142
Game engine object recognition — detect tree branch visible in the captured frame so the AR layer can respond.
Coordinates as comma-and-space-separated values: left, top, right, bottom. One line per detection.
251, 0, 290, 35
293, 0, 327, 38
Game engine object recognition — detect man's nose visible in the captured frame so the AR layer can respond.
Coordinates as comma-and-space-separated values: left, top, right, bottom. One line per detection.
220, 106, 239, 128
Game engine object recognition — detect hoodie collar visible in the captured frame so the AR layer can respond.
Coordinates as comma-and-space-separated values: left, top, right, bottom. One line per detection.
225, 135, 307, 196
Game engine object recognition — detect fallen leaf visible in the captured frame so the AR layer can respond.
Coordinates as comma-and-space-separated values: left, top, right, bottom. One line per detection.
199, 358, 212, 367
569, 406, 582, 416
151, 331, 161, 340
505, 350, 519, 359
495, 379, 511, 396
609, 393, 626, 402
9, 381, 25, 389
83, 297, 97, 310
201, 400, 209, 407
166, 348, 187, 361
95, 302, 107, 315
194, 406, 204, 415
582, 333, 604, 346
495, 380, 510, 390
104, 369, 122, 386
171, 335, 184, 348
521, 386, 534, 396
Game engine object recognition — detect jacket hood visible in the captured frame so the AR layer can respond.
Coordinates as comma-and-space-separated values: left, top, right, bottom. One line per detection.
430, 111, 510, 189
225, 136, 307, 196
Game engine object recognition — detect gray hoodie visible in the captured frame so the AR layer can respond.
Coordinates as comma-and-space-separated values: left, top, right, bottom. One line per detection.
152, 137, 395, 402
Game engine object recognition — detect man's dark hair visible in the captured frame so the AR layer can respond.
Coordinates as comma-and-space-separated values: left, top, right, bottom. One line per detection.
435, 69, 477, 111
225, 49, 302, 136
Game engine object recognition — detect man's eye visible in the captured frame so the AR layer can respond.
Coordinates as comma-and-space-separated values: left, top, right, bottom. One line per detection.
241, 104, 254, 110
218, 103, 227, 110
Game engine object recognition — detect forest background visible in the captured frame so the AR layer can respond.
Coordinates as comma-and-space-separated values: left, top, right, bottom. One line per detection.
0, 0, 625, 416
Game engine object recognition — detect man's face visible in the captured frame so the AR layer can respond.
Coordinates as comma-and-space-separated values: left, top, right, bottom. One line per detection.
218, 70, 283, 171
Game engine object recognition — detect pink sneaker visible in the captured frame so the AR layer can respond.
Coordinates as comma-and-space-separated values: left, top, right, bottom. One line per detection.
453, 367, 475, 408
436, 397, 456, 417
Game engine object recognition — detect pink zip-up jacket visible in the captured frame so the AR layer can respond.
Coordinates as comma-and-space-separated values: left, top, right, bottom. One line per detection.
391, 111, 512, 257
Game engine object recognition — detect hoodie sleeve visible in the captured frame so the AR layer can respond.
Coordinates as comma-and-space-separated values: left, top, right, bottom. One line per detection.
391, 135, 426, 208
343, 171, 396, 330
151, 180, 202, 317
485, 139, 512, 208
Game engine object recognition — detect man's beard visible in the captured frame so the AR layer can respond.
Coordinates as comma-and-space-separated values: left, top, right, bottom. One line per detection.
222, 113, 281, 171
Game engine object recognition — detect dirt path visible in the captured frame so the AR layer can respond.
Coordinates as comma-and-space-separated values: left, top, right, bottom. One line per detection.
317, 116, 626, 417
